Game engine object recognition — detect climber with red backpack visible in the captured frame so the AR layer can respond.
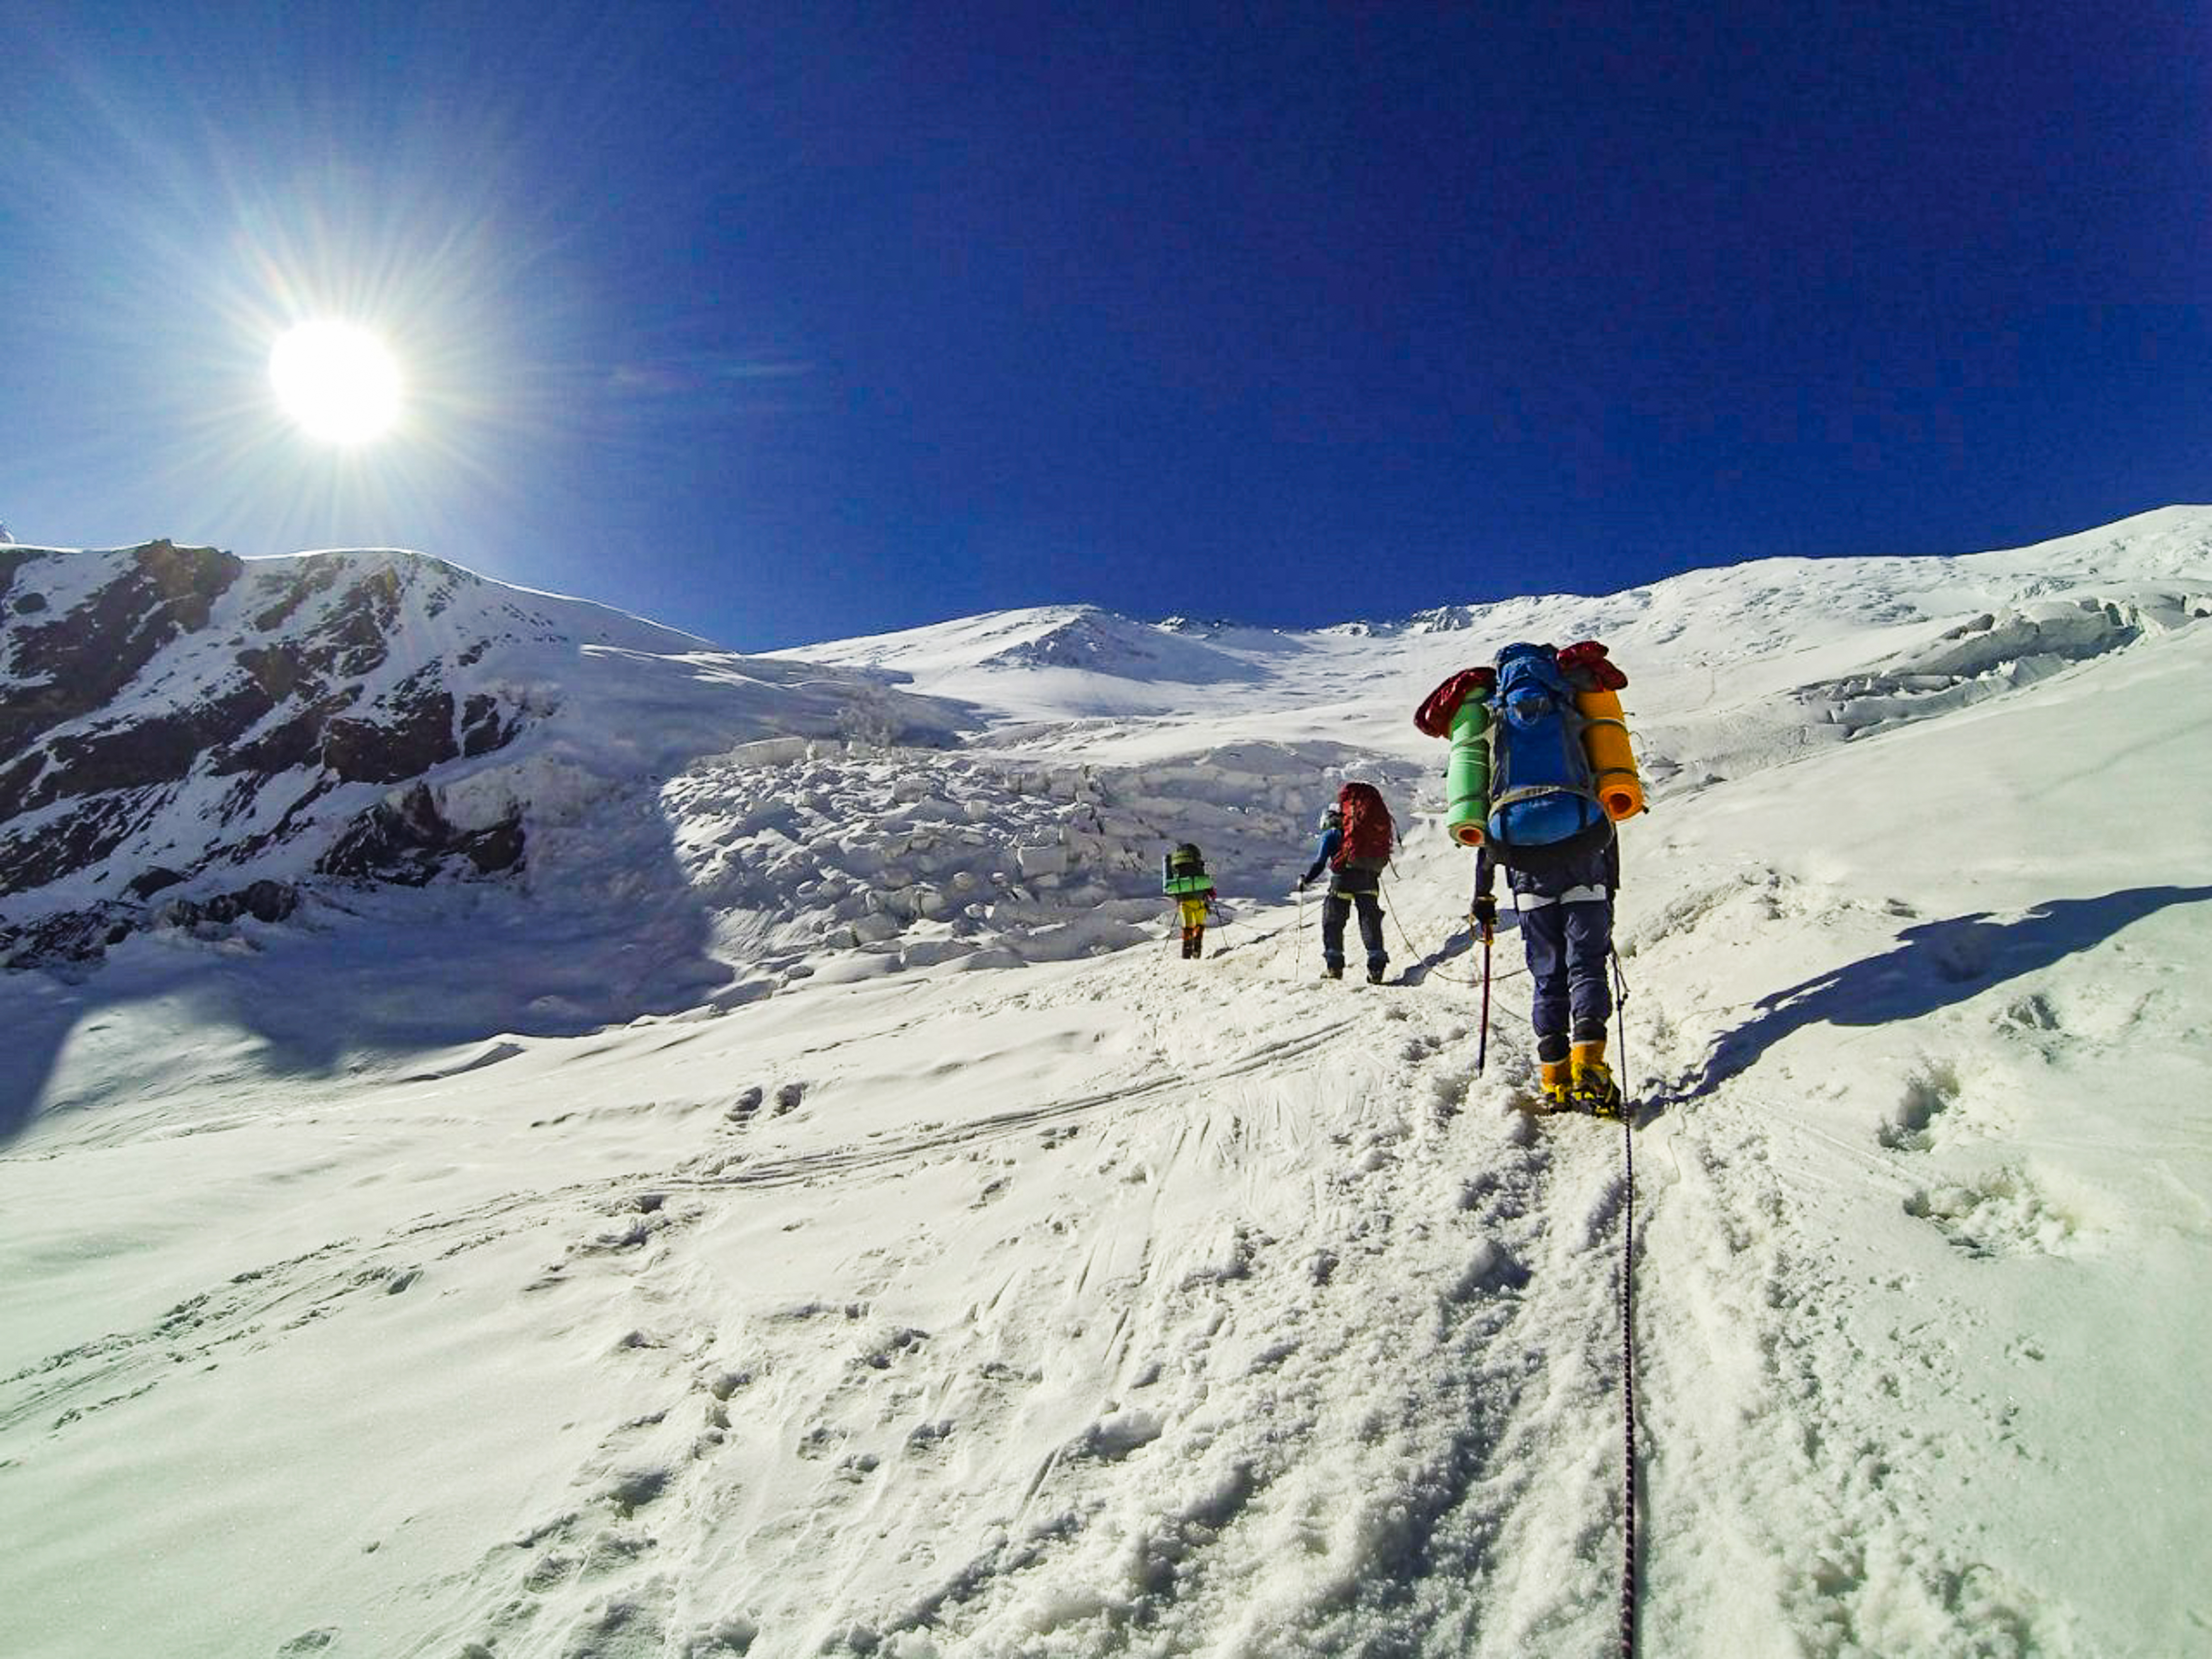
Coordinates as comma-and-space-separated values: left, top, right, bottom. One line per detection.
1296, 781, 1396, 983
1416, 640, 1646, 1115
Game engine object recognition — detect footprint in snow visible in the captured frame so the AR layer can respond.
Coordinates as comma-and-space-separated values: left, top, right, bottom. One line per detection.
1904, 1167, 2078, 1258
1879, 1061, 1962, 1153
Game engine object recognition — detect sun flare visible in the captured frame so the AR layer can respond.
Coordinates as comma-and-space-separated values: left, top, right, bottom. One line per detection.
270, 321, 402, 443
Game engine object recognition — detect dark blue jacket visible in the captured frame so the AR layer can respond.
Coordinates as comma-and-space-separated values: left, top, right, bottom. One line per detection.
1302, 826, 1385, 894
1300, 826, 1341, 887
1474, 829, 1619, 903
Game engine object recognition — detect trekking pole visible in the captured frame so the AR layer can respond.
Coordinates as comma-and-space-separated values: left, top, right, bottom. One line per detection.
1611, 946, 1633, 1104
1476, 925, 1494, 1074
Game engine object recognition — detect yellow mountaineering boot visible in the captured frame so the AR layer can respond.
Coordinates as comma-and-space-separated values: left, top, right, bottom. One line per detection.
1538, 1057, 1572, 1112
1570, 1040, 1623, 1118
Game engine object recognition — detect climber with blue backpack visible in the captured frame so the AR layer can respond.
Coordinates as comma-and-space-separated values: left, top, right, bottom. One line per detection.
1415, 641, 1645, 1114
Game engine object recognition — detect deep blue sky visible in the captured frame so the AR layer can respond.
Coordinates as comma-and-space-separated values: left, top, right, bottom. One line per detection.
2, 2, 2205, 650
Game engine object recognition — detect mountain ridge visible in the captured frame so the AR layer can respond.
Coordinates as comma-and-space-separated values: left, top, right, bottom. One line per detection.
4, 509, 2206, 978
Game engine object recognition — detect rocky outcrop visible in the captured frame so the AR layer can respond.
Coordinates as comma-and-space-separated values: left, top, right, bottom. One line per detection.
2, 539, 962, 971
0, 540, 241, 760
318, 783, 524, 887
0, 543, 536, 965
2, 880, 301, 971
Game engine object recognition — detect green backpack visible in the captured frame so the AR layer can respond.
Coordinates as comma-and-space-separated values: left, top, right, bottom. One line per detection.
1162, 843, 1214, 896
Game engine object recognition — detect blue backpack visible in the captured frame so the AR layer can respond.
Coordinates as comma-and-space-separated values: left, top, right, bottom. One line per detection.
1485, 643, 1607, 853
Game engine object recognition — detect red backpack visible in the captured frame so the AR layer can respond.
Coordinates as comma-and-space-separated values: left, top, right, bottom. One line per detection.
1332, 782, 1394, 869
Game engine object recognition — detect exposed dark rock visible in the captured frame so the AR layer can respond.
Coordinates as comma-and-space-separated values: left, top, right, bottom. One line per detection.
0, 794, 151, 894
236, 643, 309, 702
0, 753, 41, 824
1, 903, 139, 969
4, 540, 937, 978
465, 816, 527, 874
251, 557, 340, 632
127, 865, 189, 900
2, 880, 301, 971
27, 676, 277, 811
460, 693, 512, 758
212, 698, 344, 776
323, 686, 458, 783
2, 540, 241, 760
310, 564, 402, 678
318, 782, 524, 886
223, 774, 339, 861
157, 880, 297, 928
134, 539, 237, 630
1, 543, 545, 970
35, 716, 200, 804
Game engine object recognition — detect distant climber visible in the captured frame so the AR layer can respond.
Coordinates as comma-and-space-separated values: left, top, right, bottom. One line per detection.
1416, 641, 1645, 1114
1161, 842, 1218, 958
1297, 782, 1394, 983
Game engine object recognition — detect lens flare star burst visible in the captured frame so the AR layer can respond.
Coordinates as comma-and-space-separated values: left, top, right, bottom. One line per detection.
270, 321, 402, 444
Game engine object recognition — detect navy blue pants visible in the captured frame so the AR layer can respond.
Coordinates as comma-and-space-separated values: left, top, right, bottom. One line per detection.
1519, 899, 1613, 1059
1500, 844, 1615, 1061
1321, 888, 1386, 975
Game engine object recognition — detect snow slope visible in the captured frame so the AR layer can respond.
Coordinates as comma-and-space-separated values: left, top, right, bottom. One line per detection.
2, 508, 2210, 1658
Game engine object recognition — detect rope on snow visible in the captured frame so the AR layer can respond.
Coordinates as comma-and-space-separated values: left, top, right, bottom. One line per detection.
1613, 944, 1640, 1659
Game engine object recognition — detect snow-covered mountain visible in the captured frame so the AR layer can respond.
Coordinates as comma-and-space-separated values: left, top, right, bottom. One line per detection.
2, 508, 2209, 1658
0, 540, 961, 966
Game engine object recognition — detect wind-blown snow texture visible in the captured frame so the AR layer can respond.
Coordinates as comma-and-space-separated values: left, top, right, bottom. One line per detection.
3, 508, 2209, 1658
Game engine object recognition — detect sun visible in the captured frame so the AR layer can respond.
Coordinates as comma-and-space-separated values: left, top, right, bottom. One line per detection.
269, 321, 402, 443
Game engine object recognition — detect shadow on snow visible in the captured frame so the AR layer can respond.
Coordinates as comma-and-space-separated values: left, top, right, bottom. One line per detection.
1675, 883, 2212, 1100
0, 835, 733, 1149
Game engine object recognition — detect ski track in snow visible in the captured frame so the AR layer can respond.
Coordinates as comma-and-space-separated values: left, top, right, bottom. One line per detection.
5, 898, 2077, 1659
456, 961, 1641, 1659
4, 912, 1655, 1659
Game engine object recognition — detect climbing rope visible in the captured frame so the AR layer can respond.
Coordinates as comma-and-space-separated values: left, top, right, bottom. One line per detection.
1380, 872, 1427, 966
1612, 944, 1640, 1658
1378, 869, 1525, 988
1617, 1105, 1638, 1657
